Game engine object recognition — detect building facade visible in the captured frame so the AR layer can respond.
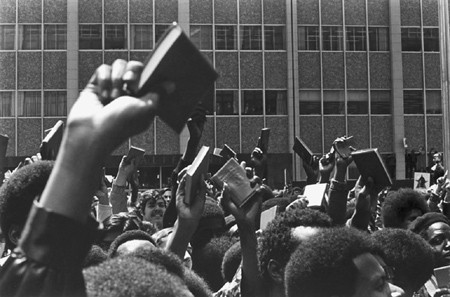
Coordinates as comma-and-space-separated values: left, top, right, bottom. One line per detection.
0, 0, 445, 189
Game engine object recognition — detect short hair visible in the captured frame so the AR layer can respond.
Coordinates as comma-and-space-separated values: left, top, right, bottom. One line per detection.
0, 161, 54, 250
107, 230, 156, 258
285, 227, 374, 297
138, 189, 165, 216
408, 212, 450, 239
371, 228, 434, 292
84, 256, 191, 297
381, 188, 429, 228
258, 208, 332, 285
221, 241, 242, 282
191, 198, 226, 249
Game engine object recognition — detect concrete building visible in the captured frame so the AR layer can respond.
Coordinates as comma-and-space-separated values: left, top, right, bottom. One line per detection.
0, 0, 445, 189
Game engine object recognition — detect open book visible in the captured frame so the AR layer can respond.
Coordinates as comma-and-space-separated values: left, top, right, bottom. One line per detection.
211, 158, 258, 207
303, 183, 328, 209
184, 146, 210, 205
127, 146, 145, 161
40, 120, 64, 160
136, 23, 219, 133
351, 148, 392, 189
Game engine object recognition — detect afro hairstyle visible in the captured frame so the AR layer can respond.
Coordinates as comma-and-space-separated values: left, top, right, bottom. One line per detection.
83, 256, 191, 297
381, 188, 429, 228
371, 228, 434, 293
83, 245, 108, 268
221, 241, 242, 282
285, 227, 375, 297
0, 161, 54, 250
183, 267, 213, 297
261, 197, 291, 213
108, 229, 156, 258
258, 208, 332, 285
191, 197, 226, 249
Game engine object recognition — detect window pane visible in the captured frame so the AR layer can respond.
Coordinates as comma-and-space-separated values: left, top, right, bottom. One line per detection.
299, 90, 321, 115
18, 91, 41, 117
265, 90, 287, 115
264, 26, 285, 50
105, 25, 126, 49
79, 25, 102, 49
323, 90, 345, 114
0, 92, 14, 117
0, 25, 15, 50
216, 90, 238, 115
131, 25, 152, 50
242, 90, 263, 115
346, 27, 366, 51
322, 26, 343, 51
298, 26, 320, 50
155, 24, 171, 43
19, 25, 41, 50
44, 91, 67, 116
44, 25, 67, 50
240, 26, 262, 50
424, 28, 439, 52
190, 25, 212, 50
403, 90, 424, 114
426, 90, 441, 114
369, 27, 389, 51
347, 91, 368, 114
401, 28, 421, 51
215, 25, 236, 50
370, 90, 391, 114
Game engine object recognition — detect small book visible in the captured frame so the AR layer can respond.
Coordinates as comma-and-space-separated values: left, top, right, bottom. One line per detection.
136, 23, 219, 133
40, 120, 64, 160
220, 144, 237, 160
184, 146, 210, 205
257, 128, 270, 153
260, 205, 278, 231
293, 136, 314, 165
351, 148, 392, 190
211, 158, 258, 208
127, 146, 145, 161
303, 183, 328, 209
435, 265, 450, 288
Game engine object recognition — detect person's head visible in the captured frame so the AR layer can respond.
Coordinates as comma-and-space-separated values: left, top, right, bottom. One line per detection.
108, 229, 157, 258
258, 208, 332, 290
0, 161, 54, 250
381, 188, 429, 229
97, 212, 142, 251
261, 197, 291, 213
221, 241, 242, 282
83, 245, 108, 268
161, 188, 172, 205
191, 197, 225, 249
433, 153, 442, 164
371, 228, 434, 296
139, 189, 166, 229
409, 212, 450, 268
285, 227, 403, 297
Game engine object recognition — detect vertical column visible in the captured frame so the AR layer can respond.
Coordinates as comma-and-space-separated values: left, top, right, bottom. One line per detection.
439, 0, 450, 170
178, 0, 190, 154
389, 0, 406, 180
66, 0, 79, 110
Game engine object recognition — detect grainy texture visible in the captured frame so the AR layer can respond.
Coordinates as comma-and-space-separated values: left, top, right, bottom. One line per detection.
78, 52, 102, 89
214, 0, 237, 24
344, 0, 366, 25
425, 54, 441, 89
402, 53, 423, 89
323, 52, 344, 89
44, 52, 66, 89
400, 0, 421, 26
131, 120, 156, 154
17, 119, 41, 156
427, 116, 443, 152
0, 53, 16, 89
79, 0, 102, 23
266, 117, 289, 153
298, 52, 321, 89
130, 0, 153, 23
265, 52, 287, 88
44, 0, 67, 23
324, 116, 346, 150
321, 0, 342, 25
18, 52, 41, 89
404, 116, 426, 150
299, 116, 322, 154
190, 0, 213, 23
215, 52, 239, 89
216, 117, 240, 152
297, 0, 319, 25
155, 0, 178, 23
346, 53, 368, 89
0, 119, 16, 156
371, 116, 393, 152
348, 116, 370, 149
370, 53, 391, 89
241, 117, 264, 153
368, 0, 389, 25
422, 0, 438, 26
0, 0, 16, 23
155, 118, 179, 154
264, 0, 285, 24
240, 52, 263, 89
105, 0, 128, 23
18, 0, 41, 23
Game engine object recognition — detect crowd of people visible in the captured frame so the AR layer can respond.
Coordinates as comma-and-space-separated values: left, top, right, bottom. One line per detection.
0, 59, 449, 297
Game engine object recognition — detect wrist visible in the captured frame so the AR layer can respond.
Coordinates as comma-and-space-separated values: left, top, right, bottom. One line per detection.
113, 176, 127, 187
330, 178, 347, 192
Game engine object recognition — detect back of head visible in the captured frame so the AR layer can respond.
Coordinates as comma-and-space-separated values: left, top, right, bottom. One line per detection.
285, 227, 373, 297
222, 241, 242, 282
84, 256, 192, 297
0, 161, 54, 250
108, 229, 156, 258
183, 267, 213, 297
191, 197, 225, 249
381, 188, 429, 229
83, 245, 107, 268
371, 228, 434, 293
258, 208, 332, 285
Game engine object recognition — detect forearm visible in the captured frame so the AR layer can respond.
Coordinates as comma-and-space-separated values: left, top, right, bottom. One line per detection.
165, 218, 198, 260
238, 223, 263, 297
110, 181, 128, 214
348, 209, 371, 231
182, 137, 201, 162
327, 179, 348, 225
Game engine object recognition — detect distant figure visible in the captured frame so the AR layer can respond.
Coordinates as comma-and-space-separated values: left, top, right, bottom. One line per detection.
415, 175, 427, 189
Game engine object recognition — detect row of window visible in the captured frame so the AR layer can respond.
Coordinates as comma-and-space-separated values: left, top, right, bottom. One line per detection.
298, 26, 439, 52
216, 90, 287, 115
0, 25, 66, 50
0, 91, 67, 117
299, 90, 441, 115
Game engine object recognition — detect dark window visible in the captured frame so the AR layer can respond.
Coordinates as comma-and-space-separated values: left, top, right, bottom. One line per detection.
105, 25, 126, 49
298, 26, 320, 50
426, 90, 441, 114
19, 25, 41, 50
401, 28, 421, 51
155, 24, 171, 44
190, 25, 212, 50
299, 90, 321, 115
215, 25, 236, 50
131, 25, 152, 49
264, 26, 285, 50
0, 25, 15, 50
79, 25, 102, 49
323, 90, 345, 114
403, 90, 424, 114
18, 91, 41, 117
242, 90, 263, 115
216, 90, 238, 115
424, 28, 439, 52
322, 26, 343, 51
347, 91, 368, 114
44, 91, 67, 116
369, 27, 389, 51
44, 25, 66, 50
240, 26, 262, 50
0, 92, 14, 117
346, 27, 366, 51
265, 90, 287, 115
370, 90, 391, 114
